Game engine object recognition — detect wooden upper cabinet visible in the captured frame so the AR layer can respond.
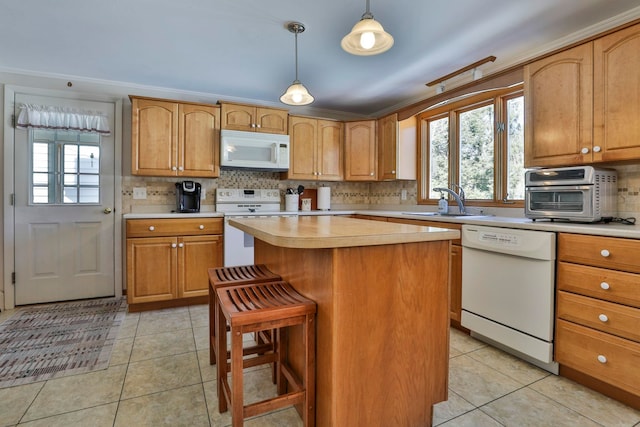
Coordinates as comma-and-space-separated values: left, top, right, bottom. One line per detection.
284, 116, 343, 181
524, 43, 593, 167
593, 23, 640, 162
219, 102, 288, 134
377, 114, 417, 181
130, 96, 220, 177
344, 120, 377, 181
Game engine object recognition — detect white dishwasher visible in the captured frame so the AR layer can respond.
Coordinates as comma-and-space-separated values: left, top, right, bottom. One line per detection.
461, 224, 558, 373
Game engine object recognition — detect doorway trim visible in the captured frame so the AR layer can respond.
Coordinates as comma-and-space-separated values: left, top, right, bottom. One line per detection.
3, 85, 123, 310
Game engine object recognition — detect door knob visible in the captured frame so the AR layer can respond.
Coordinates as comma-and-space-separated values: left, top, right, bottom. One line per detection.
103, 208, 113, 214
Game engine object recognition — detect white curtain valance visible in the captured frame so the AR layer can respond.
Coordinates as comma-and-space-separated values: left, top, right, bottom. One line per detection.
16, 104, 111, 135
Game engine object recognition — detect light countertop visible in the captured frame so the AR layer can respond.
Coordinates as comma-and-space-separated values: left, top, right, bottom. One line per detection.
228, 215, 460, 249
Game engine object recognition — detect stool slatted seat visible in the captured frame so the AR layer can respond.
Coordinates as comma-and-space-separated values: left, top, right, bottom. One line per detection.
208, 265, 281, 366
216, 280, 316, 426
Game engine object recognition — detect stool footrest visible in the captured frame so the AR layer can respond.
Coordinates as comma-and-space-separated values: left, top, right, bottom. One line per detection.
244, 390, 306, 419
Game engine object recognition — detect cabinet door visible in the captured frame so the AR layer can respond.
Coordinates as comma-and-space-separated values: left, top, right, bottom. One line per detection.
220, 103, 255, 131
256, 107, 288, 134
344, 120, 377, 181
317, 120, 344, 181
127, 237, 177, 304
524, 43, 593, 167
450, 244, 463, 324
378, 113, 398, 180
593, 23, 640, 162
131, 98, 178, 176
178, 104, 220, 177
178, 235, 223, 298
287, 116, 318, 180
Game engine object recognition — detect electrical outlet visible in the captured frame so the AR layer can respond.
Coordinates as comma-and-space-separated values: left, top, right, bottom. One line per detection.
401, 189, 407, 200
201, 190, 206, 200
132, 187, 147, 200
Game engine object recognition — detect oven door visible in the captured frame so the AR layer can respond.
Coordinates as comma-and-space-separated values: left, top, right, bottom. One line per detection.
525, 185, 594, 220
223, 216, 255, 267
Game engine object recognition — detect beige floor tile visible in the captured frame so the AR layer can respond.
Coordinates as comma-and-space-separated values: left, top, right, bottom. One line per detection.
115, 384, 209, 427
121, 352, 200, 400
196, 349, 217, 383
109, 336, 134, 366
0, 382, 44, 426
449, 329, 487, 354
448, 355, 522, 407
466, 345, 550, 386
0, 308, 17, 324
135, 312, 192, 336
130, 329, 195, 362
530, 375, 640, 426
432, 389, 476, 426
438, 409, 503, 426
482, 387, 601, 427
17, 403, 117, 427
193, 326, 209, 351
21, 364, 126, 422
189, 305, 209, 329
203, 379, 232, 426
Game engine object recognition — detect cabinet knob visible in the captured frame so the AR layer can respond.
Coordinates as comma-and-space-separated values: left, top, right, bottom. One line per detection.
199, 225, 205, 230
581, 147, 590, 154
251, 123, 256, 128
171, 243, 177, 248
178, 166, 184, 171
256, 124, 261, 128
148, 226, 155, 231
593, 146, 601, 153
598, 314, 609, 322
178, 243, 184, 248
370, 172, 374, 176
597, 355, 607, 364
600, 249, 610, 257
600, 282, 610, 290
172, 166, 177, 171
318, 172, 322, 176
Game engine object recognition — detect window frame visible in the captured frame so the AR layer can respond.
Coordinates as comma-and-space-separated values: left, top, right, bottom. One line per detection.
417, 85, 524, 208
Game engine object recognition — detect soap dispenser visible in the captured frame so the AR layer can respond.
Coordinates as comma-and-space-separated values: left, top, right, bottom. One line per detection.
438, 193, 448, 214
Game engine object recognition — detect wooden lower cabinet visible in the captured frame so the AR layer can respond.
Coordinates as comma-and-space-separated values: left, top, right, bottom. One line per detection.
556, 232, 640, 409
126, 218, 223, 311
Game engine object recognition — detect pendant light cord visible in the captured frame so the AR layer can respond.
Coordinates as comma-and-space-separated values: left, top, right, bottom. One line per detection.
362, 0, 373, 19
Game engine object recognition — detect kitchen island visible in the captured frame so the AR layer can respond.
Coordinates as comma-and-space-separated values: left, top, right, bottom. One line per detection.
228, 215, 460, 427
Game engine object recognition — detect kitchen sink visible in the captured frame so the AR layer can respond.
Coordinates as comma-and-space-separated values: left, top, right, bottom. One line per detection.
402, 212, 492, 218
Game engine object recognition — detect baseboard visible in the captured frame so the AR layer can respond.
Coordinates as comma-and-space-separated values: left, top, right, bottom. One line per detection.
127, 295, 208, 313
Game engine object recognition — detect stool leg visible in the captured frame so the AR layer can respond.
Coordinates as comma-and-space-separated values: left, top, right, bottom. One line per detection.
277, 327, 288, 396
216, 301, 228, 413
209, 285, 216, 365
231, 327, 244, 427
304, 315, 316, 427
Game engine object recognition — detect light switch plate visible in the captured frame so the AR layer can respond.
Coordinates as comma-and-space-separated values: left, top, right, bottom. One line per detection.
133, 187, 147, 199
401, 189, 407, 200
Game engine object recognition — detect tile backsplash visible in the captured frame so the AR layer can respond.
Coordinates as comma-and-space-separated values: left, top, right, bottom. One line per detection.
122, 165, 640, 217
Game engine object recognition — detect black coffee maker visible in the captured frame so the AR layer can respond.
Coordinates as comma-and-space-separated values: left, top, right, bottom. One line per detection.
175, 181, 201, 213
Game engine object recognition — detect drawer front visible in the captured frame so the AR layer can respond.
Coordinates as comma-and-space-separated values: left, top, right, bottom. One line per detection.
557, 291, 640, 342
555, 319, 640, 396
557, 261, 640, 308
558, 233, 640, 273
126, 218, 223, 237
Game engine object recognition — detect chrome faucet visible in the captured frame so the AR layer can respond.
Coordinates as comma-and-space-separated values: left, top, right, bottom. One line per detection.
434, 184, 466, 214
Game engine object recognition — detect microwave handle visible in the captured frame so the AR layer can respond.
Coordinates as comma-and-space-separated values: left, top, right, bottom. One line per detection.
272, 143, 278, 163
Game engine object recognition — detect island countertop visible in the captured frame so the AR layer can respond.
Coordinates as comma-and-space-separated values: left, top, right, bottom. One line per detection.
228, 215, 460, 249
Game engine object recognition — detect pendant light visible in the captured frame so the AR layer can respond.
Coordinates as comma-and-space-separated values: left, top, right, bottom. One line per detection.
341, 0, 394, 56
280, 22, 314, 106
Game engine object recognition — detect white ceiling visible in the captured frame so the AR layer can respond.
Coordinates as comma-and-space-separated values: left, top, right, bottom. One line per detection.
1, 0, 640, 117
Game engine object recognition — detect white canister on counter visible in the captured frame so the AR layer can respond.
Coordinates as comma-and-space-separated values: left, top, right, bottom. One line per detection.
285, 194, 299, 212
317, 186, 331, 210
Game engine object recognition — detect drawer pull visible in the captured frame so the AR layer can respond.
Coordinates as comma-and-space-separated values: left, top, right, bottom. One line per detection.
598, 314, 609, 322
199, 225, 205, 230
600, 249, 610, 257
149, 226, 155, 231
597, 355, 607, 364
600, 282, 610, 290
171, 243, 177, 248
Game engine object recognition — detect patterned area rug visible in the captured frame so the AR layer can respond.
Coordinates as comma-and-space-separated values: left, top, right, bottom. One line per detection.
0, 297, 126, 388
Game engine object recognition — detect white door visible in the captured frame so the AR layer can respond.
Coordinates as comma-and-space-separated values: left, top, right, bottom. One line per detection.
13, 94, 116, 305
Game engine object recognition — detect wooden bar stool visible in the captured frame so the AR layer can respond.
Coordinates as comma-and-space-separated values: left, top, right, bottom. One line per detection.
216, 280, 316, 427
208, 265, 281, 366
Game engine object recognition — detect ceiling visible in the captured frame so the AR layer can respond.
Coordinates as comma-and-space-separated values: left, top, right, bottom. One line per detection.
1, 0, 640, 118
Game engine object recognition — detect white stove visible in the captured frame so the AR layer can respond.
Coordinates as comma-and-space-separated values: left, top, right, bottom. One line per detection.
216, 188, 295, 266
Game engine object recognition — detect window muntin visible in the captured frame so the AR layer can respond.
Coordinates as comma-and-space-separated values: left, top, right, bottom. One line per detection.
418, 87, 525, 206
30, 129, 101, 205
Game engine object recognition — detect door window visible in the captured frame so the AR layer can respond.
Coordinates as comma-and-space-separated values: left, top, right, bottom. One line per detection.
30, 130, 101, 204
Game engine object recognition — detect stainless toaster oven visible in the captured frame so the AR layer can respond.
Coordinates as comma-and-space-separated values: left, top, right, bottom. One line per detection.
525, 166, 617, 223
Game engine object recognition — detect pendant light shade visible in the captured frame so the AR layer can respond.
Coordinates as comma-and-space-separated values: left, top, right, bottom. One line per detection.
280, 22, 314, 106
341, 0, 393, 56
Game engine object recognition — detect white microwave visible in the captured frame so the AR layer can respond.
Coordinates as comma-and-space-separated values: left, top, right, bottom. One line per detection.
220, 129, 290, 171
